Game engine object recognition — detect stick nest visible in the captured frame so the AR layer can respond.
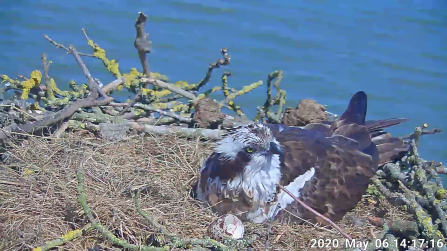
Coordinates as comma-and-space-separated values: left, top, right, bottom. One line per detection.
0, 132, 414, 251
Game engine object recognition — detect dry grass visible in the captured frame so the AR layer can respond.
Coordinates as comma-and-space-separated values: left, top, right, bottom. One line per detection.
0, 132, 412, 251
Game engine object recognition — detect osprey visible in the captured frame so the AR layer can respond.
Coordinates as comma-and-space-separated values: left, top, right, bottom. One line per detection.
195, 91, 409, 224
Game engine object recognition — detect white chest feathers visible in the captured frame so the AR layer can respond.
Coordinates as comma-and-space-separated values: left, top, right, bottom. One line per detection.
267, 167, 315, 219
247, 166, 316, 223
197, 154, 316, 224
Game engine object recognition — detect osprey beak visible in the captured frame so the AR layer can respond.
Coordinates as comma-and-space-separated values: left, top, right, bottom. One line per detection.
269, 141, 284, 158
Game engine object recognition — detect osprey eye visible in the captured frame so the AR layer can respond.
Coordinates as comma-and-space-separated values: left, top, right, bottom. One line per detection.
245, 147, 253, 153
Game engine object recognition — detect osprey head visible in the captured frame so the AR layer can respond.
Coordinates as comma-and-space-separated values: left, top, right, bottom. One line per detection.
215, 123, 284, 164
196, 123, 285, 222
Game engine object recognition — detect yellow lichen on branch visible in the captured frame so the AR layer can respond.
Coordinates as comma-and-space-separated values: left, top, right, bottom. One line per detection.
122, 68, 143, 90
141, 88, 171, 99
30, 102, 46, 111
253, 70, 286, 123
222, 73, 231, 98
20, 70, 42, 99
219, 80, 263, 116
32, 224, 93, 251
48, 78, 70, 98
87, 39, 122, 78
1, 75, 20, 85
149, 101, 188, 112
220, 72, 245, 116
174, 80, 197, 90
121, 68, 169, 94
197, 86, 222, 100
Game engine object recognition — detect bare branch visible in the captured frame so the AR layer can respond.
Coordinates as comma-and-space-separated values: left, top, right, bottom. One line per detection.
192, 48, 231, 91
141, 78, 197, 102
134, 12, 151, 78
69, 45, 109, 99
133, 103, 191, 123
400, 123, 442, 142
117, 13, 153, 116
367, 216, 418, 235
0, 89, 112, 141
43, 34, 94, 57
53, 119, 70, 138
41, 53, 52, 100
32, 224, 93, 251
128, 123, 224, 140
81, 28, 90, 41
101, 77, 126, 94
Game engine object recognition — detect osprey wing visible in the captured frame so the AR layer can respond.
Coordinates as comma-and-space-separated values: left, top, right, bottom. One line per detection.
275, 91, 379, 224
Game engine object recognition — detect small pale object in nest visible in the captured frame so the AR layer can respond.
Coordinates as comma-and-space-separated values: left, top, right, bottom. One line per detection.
208, 214, 244, 240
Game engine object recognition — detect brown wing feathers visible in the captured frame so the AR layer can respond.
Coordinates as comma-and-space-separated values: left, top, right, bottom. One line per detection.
277, 91, 387, 224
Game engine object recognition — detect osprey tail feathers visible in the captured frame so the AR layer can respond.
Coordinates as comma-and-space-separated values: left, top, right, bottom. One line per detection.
365, 118, 410, 165
330, 91, 370, 150
336, 91, 368, 126
372, 133, 409, 166
332, 91, 409, 133
365, 118, 410, 136
332, 91, 410, 165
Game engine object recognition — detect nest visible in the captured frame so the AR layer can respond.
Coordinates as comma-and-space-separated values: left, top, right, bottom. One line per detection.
0, 132, 413, 251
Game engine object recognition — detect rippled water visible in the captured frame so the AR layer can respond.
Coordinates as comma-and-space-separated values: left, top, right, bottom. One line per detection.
0, 0, 446, 166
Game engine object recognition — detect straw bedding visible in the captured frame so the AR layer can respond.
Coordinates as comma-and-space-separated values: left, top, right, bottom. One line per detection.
0, 132, 412, 250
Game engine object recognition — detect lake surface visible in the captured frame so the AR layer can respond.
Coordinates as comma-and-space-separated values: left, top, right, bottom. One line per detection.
0, 0, 446, 166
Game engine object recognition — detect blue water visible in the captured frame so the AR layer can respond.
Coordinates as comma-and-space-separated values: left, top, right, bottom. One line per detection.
0, 1, 446, 166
